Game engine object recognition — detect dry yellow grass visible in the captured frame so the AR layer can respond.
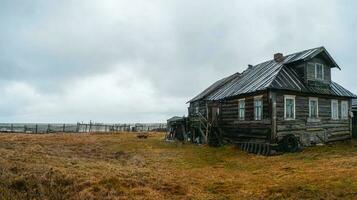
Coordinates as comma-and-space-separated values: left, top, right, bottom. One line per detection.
0, 132, 356, 200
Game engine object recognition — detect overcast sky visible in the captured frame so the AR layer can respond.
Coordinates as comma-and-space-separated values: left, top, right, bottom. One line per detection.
0, 0, 356, 123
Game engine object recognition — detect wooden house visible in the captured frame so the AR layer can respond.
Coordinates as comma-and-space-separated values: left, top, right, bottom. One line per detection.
187, 47, 356, 154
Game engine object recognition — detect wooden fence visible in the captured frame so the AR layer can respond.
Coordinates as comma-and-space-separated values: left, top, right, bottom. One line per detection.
0, 123, 167, 134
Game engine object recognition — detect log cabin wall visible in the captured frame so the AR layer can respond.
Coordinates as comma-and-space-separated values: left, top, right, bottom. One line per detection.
218, 92, 272, 143
274, 91, 352, 146
188, 101, 207, 117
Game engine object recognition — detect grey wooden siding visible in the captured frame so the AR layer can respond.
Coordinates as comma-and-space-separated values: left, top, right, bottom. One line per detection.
218, 93, 271, 142
188, 101, 207, 117
275, 92, 351, 145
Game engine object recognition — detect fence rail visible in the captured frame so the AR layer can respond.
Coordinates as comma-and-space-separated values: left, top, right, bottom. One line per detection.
0, 123, 167, 134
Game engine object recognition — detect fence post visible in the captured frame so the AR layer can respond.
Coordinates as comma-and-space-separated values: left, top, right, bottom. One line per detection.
76, 123, 79, 133
35, 124, 38, 134
89, 122, 92, 132
10, 124, 13, 132
47, 124, 50, 133
63, 124, 65, 132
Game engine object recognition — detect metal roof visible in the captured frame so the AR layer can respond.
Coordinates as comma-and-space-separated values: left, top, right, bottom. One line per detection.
167, 116, 184, 122
190, 47, 355, 102
271, 66, 356, 98
188, 72, 240, 103
284, 46, 341, 70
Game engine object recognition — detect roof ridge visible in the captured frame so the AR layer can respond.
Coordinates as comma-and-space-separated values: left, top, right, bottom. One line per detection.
245, 46, 323, 69
283, 46, 323, 58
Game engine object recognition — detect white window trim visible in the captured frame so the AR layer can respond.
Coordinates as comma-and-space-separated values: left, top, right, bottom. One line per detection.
309, 97, 319, 118
315, 63, 324, 80
254, 96, 263, 121
284, 95, 296, 120
238, 98, 245, 120
331, 100, 339, 120
341, 101, 348, 119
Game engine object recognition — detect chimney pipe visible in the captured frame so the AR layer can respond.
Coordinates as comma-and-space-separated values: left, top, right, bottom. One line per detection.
274, 53, 284, 63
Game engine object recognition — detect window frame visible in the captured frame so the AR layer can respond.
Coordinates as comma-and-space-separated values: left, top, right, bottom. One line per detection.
195, 106, 199, 114
331, 100, 339, 120
341, 101, 348, 119
309, 97, 319, 118
284, 95, 296, 120
315, 63, 324, 80
238, 98, 245, 121
254, 96, 263, 121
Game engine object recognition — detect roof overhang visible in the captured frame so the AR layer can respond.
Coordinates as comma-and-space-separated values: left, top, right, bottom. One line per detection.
285, 47, 341, 70
306, 47, 341, 70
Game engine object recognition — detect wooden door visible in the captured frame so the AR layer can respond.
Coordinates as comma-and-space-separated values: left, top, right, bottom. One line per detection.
210, 107, 219, 123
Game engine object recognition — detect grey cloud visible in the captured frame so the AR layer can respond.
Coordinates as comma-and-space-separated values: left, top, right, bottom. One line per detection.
0, 0, 356, 122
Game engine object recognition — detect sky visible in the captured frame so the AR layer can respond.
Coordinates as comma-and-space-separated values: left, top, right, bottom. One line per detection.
0, 0, 357, 123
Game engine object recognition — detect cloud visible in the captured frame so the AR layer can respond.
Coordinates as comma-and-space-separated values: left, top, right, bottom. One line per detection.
0, 0, 356, 122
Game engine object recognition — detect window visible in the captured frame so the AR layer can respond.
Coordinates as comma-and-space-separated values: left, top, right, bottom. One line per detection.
331, 100, 339, 120
195, 107, 199, 114
284, 95, 295, 120
309, 98, 319, 118
315, 63, 324, 80
341, 101, 348, 119
238, 99, 245, 120
254, 96, 263, 120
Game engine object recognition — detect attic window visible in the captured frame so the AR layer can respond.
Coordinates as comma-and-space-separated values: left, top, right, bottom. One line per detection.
315, 63, 324, 80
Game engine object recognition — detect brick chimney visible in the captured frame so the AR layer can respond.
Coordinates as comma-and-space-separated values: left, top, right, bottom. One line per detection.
274, 53, 284, 63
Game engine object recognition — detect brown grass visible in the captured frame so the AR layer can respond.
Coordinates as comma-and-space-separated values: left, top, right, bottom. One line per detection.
0, 132, 356, 200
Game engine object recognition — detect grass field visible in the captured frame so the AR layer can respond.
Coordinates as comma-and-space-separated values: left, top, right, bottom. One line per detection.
0, 132, 356, 200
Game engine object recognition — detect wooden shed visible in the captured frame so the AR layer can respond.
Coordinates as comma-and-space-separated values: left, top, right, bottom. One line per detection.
166, 116, 188, 141
187, 47, 356, 154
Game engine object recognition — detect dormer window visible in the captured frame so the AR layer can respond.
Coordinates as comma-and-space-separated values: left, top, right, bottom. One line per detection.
315, 63, 324, 80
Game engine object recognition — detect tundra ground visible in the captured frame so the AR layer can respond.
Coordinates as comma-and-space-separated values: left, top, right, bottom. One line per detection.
0, 132, 356, 200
